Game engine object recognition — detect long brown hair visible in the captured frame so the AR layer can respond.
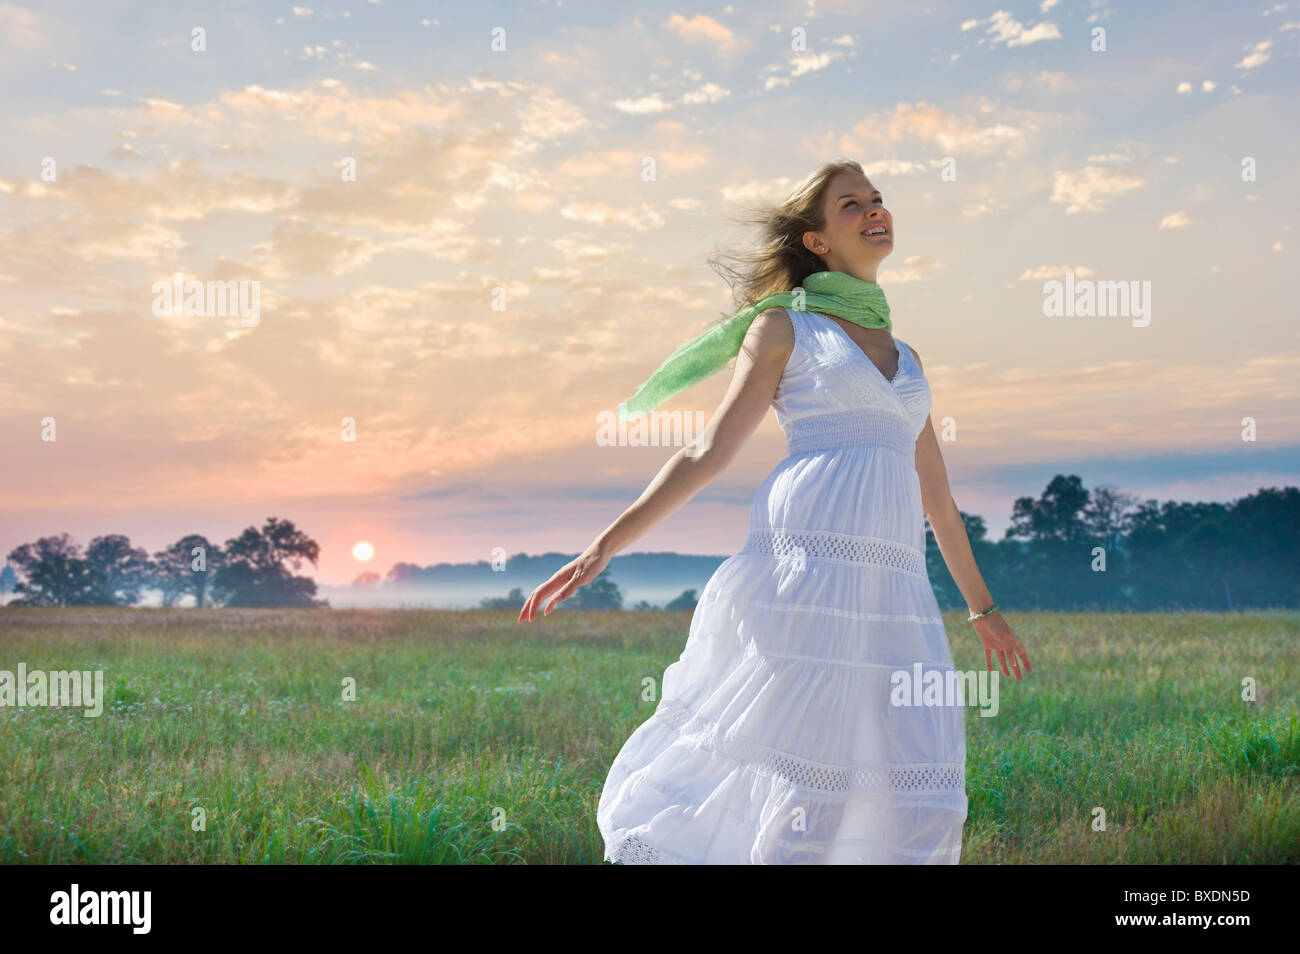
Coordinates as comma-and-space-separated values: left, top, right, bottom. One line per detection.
706, 158, 865, 320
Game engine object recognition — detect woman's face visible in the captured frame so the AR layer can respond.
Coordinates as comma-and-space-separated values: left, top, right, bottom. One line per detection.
806, 170, 894, 278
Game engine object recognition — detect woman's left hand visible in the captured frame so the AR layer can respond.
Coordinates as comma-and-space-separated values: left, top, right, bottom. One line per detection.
973, 613, 1031, 681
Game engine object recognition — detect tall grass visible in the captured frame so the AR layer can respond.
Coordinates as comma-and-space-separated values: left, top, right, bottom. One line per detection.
0, 607, 1294, 863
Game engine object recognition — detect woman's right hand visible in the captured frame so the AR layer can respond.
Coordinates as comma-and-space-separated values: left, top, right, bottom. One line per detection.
517, 540, 612, 622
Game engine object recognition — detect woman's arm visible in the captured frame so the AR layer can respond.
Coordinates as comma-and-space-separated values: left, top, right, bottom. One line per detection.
518, 308, 794, 622
909, 346, 1032, 679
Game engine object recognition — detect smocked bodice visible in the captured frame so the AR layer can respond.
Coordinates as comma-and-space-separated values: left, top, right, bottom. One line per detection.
771, 308, 931, 459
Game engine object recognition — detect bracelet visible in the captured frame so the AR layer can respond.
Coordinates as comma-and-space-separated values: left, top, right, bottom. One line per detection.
967, 603, 999, 622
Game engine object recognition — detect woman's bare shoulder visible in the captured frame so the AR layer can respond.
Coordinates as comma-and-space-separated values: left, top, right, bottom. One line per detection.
748, 306, 795, 345
739, 307, 795, 367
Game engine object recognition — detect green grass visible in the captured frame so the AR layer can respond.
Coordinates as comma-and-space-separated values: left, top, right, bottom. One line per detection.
0, 606, 1295, 863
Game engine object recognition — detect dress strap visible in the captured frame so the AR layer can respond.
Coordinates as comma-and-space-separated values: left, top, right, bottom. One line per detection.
781, 307, 809, 354
893, 336, 914, 373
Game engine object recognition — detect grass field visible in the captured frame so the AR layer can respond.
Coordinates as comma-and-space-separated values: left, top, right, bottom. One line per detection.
0, 606, 1296, 864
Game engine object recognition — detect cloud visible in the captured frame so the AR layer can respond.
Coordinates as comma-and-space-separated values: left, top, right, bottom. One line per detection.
862, 159, 930, 177
962, 10, 1061, 48
555, 149, 709, 178
1002, 69, 1071, 93
850, 101, 1031, 157
879, 255, 942, 284
663, 13, 746, 57
1159, 211, 1190, 229
720, 177, 794, 205
761, 50, 845, 90
0, 2, 44, 52
1234, 39, 1271, 69
613, 94, 674, 114
559, 201, 666, 231
1019, 265, 1095, 280
680, 82, 730, 105
961, 190, 1010, 217
1050, 164, 1144, 213
252, 217, 380, 276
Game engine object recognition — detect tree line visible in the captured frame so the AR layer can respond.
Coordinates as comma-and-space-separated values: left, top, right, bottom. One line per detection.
475, 479, 1300, 612
2, 517, 323, 608
923, 479, 1298, 611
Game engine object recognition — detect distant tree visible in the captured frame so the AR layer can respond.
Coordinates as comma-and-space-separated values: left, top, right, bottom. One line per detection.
479, 586, 525, 609
1006, 475, 1090, 546
0, 563, 16, 595
351, 572, 382, 587
211, 517, 322, 607
85, 534, 152, 605
152, 535, 223, 607
6, 534, 103, 606
665, 589, 698, 611
630, 600, 656, 610
569, 567, 623, 610
1003, 475, 1094, 608
1082, 486, 1140, 550
385, 562, 425, 585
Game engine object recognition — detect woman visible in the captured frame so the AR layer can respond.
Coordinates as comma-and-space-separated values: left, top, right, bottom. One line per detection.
518, 158, 1031, 864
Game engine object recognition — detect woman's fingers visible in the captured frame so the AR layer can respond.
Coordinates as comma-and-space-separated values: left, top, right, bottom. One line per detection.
1013, 640, 1032, 675
520, 570, 566, 622
545, 568, 585, 615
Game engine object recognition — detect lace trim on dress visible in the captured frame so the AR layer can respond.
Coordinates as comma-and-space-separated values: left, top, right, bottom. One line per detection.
609, 827, 961, 865
654, 698, 965, 796
741, 526, 928, 578
785, 408, 916, 456
609, 833, 689, 865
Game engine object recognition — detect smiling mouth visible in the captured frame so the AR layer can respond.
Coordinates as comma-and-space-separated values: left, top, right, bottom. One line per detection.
862, 226, 889, 237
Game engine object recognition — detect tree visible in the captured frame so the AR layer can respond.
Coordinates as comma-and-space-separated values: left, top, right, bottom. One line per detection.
211, 517, 322, 607
0, 564, 16, 595
6, 534, 104, 606
1082, 486, 1139, 551
1006, 475, 1090, 546
152, 535, 223, 607
479, 586, 525, 609
85, 534, 152, 605
569, 567, 623, 610
665, 589, 698, 611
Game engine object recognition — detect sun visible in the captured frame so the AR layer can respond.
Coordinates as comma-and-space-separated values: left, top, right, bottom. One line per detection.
351, 541, 375, 562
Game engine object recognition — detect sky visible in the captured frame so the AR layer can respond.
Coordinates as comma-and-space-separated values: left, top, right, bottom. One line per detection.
1, 0, 1297, 587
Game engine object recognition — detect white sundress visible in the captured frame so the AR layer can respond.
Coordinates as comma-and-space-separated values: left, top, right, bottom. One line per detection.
597, 307, 968, 864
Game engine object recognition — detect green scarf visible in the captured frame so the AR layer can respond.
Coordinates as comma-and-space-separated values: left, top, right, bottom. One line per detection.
617, 269, 890, 423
